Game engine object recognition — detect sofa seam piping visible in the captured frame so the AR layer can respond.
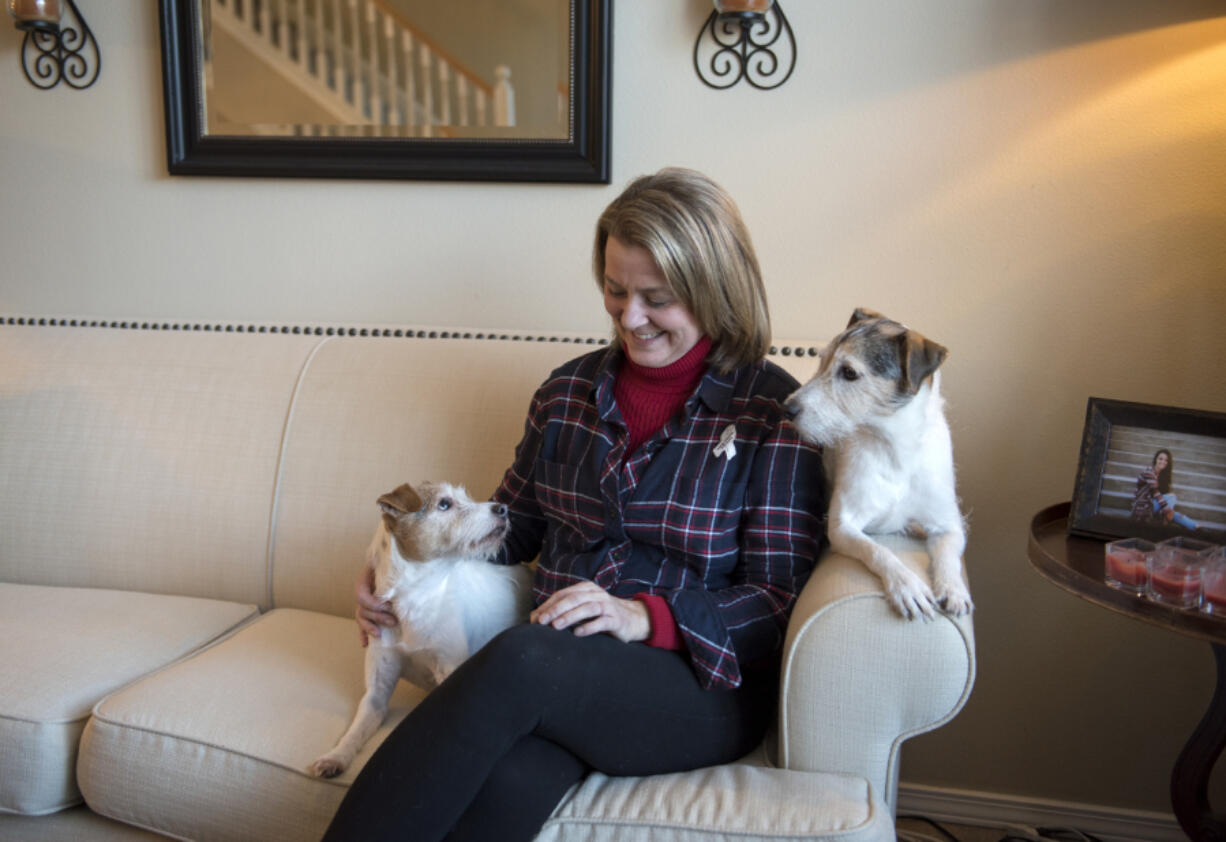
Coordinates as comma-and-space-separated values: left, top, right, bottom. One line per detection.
541, 811, 873, 839
265, 336, 333, 611
83, 713, 350, 788
86, 611, 264, 721
0, 796, 86, 817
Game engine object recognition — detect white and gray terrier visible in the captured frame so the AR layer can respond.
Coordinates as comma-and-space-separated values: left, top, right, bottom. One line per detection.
309, 481, 532, 778
785, 309, 973, 621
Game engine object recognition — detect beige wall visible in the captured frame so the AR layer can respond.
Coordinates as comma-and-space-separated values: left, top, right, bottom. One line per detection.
2, 0, 1225, 818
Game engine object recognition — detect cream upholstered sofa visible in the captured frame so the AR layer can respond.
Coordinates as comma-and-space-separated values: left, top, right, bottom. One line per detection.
0, 318, 975, 842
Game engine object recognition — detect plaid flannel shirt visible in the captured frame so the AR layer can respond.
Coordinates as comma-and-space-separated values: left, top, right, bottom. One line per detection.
493, 345, 827, 690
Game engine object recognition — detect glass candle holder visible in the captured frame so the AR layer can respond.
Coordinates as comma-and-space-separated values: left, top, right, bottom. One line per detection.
8, 0, 62, 30
1202, 546, 1226, 616
1148, 536, 1216, 609
715, 0, 775, 12
1104, 538, 1155, 594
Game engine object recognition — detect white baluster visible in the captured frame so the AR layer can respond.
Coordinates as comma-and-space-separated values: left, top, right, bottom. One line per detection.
314, 0, 328, 85
367, 4, 383, 125
293, 0, 305, 65
279, 0, 293, 60
494, 65, 515, 127
438, 61, 451, 126
400, 27, 415, 128
347, 0, 363, 112
475, 88, 487, 127
382, 13, 400, 127
456, 75, 469, 128
419, 44, 434, 137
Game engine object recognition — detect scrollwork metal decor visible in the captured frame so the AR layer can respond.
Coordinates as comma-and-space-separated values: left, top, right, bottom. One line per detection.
694, 1, 795, 91
11, 0, 100, 90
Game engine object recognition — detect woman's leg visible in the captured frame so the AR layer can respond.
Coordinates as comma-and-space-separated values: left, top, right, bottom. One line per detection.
444, 735, 587, 842
322, 623, 771, 842
1158, 493, 1199, 529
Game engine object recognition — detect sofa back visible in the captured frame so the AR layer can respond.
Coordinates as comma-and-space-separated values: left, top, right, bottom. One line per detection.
268, 334, 615, 618
0, 326, 316, 605
0, 322, 822, 617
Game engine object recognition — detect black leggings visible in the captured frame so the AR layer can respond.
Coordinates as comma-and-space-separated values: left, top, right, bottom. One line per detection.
321, 623, 773, 842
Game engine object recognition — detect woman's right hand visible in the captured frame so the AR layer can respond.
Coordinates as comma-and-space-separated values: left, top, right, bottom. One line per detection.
355, 567, 398, 647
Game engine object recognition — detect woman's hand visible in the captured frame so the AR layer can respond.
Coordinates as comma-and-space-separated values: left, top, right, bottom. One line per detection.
530, 581, 651, 643
355, 567, 398, 647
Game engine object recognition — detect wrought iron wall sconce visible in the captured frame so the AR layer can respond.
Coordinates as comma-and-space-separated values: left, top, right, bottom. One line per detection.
694, 0, 795, 90
7, 0, 100, 90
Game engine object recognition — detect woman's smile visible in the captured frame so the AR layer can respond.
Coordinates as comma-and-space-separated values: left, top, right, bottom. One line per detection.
602, 236, 703, 368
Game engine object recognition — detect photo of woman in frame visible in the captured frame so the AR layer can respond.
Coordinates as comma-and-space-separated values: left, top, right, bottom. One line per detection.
1069, 398, 1226, 543
1129, 448, 1201, 531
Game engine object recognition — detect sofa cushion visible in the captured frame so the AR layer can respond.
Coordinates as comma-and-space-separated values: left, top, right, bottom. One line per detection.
0, 804, 168, 840
540, 764, 891, 842
78, 608, 424, 841
79, 607, 888, 842
0, 583, 257, 815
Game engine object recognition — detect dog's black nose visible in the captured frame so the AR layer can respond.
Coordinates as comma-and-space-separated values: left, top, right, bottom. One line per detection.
783, 399, 801, 420
493, 504, 508, 517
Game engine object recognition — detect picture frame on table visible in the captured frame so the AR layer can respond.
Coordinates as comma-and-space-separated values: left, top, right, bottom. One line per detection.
1069, 397, 1226, 543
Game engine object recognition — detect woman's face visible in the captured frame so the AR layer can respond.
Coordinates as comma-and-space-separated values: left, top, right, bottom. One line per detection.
1155, 452, 1170, 471
602, 236, 703, 368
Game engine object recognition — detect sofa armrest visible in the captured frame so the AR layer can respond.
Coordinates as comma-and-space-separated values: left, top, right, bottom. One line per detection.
778, 535, 976, 810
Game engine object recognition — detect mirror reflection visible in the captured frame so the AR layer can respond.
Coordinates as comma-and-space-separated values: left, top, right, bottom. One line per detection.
200, 0, 571, 139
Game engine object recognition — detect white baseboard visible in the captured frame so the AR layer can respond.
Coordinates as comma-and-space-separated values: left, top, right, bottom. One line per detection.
896, 783, 1184, 842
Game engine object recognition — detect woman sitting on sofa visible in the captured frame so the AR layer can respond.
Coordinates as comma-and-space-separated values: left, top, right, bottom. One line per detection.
325, 167, 828, 842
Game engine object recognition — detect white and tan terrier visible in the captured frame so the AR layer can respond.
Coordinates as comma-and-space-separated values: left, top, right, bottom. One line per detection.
309, 481, 532, 778
785, 309, 973, 621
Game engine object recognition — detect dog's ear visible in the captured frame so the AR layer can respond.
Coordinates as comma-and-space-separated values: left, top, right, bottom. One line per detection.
897, 331, 948, 394
378, 483, 423, 517
848, 307, 886, 328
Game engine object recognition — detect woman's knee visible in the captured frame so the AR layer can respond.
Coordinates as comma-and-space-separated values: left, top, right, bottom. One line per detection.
466, 622, 589, 686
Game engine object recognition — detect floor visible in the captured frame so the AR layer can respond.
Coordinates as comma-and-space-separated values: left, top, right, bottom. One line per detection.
896, 815, 1109, 842
896, 816, 1004, 842
896, 815, 1106, 842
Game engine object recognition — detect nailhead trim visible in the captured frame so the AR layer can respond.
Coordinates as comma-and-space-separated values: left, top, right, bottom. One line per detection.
1, 316, 819, 356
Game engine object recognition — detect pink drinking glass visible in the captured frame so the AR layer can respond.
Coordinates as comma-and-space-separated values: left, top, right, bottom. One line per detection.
1148, 536, 1216, 609
1202, 546, 1226, 616
1104, 538, 1155, 594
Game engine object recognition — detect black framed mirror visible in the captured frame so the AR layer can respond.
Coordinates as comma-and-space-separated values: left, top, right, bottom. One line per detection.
158, 0, 611, 183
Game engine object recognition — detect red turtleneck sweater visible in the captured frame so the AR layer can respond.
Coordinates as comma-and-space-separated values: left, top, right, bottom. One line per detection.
614, 336, 712, 651
614, 336, 712, 457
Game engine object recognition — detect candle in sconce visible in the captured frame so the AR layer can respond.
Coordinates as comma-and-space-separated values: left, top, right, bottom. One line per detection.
714, 0, 774, 14
8, 0, 62, 26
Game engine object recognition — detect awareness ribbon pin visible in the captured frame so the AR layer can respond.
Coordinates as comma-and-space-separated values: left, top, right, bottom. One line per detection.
713, 424, 737, 461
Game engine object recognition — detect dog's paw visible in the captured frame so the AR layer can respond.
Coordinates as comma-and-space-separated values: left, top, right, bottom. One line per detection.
934, 578, 974, 616
309, 755, 347, 778
882, 568, 939, 621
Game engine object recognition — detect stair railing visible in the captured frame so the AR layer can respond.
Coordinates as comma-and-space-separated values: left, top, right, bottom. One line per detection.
207, 0, 514, 136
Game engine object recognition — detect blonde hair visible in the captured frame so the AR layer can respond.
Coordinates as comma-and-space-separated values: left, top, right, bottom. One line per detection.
593, 167, 771, 373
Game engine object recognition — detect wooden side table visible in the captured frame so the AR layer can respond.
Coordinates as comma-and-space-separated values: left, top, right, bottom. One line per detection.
1028, 503, 1226, 842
